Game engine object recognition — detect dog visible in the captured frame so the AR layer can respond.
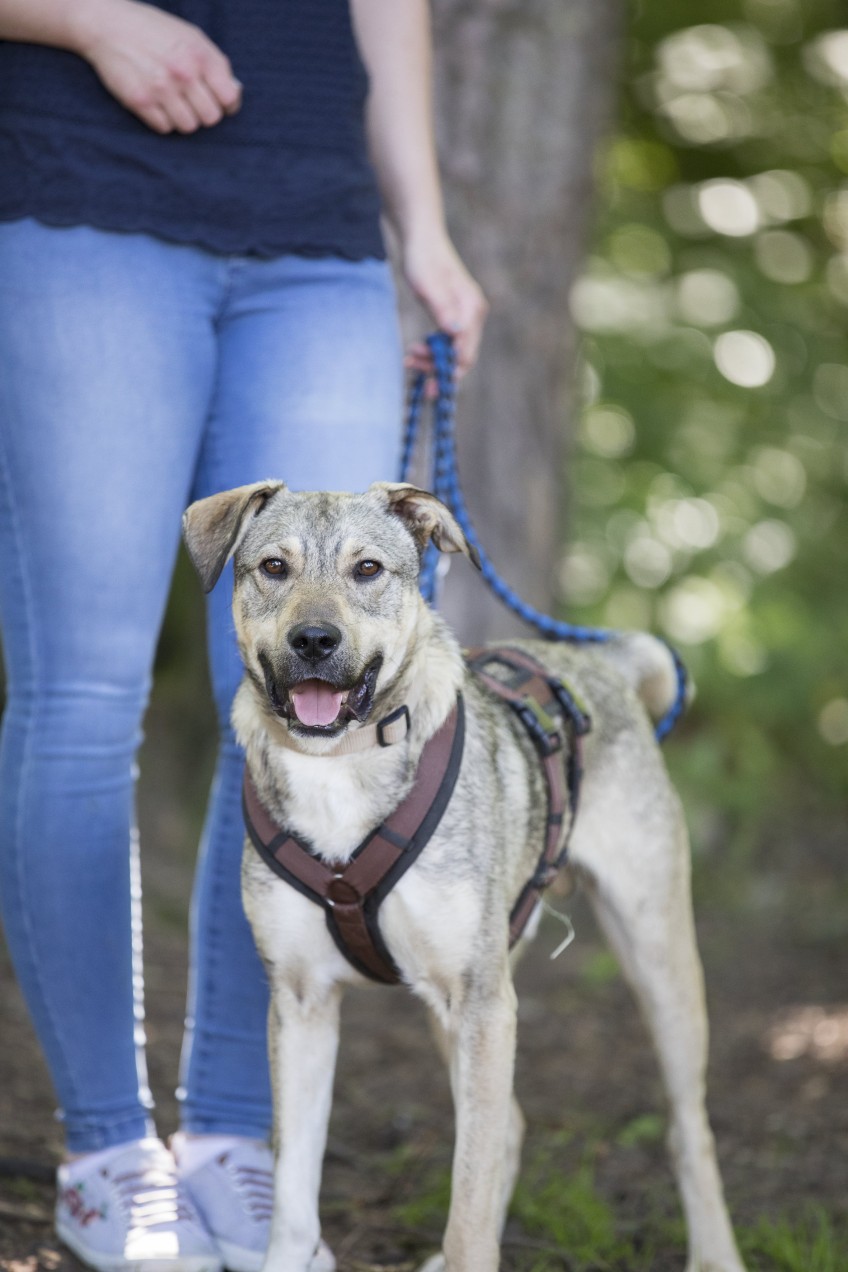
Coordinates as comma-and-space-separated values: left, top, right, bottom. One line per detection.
182, 479, 746, 1272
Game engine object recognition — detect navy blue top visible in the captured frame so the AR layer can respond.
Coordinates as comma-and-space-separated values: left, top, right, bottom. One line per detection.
0, 0, 385, 258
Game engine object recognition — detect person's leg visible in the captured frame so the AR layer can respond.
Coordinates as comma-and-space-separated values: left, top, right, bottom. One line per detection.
0, 219, 220, 1153
178, 253, 403, 1137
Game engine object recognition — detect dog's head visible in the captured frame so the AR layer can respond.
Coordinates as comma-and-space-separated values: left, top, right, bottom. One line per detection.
182, 481, 478, 740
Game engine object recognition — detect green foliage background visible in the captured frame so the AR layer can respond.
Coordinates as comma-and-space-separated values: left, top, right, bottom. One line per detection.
149, 0, 848, 853
561, 0, 848, 833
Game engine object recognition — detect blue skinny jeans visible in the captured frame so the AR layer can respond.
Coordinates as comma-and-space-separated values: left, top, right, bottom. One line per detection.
0, 218, 403, 1152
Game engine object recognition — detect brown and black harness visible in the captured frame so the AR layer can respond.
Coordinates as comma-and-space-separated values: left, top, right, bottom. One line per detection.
243, 647, 591, 985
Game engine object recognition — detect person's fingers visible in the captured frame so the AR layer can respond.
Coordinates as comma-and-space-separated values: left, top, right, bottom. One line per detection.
203, 50, 243, 114
184, 76, 225, 127
452, 287, 488, 378
84, 6, 242, 132
404, 342, 433, 373
404, 250, 488, 390
413, 276, 487, 379
453, 327, 478, 379
160, 89, 203, 133
140, 101, 175, 133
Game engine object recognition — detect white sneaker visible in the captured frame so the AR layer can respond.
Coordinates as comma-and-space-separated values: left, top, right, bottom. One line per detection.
56, 1137, 222, 1272
172, 1133, 335, 1272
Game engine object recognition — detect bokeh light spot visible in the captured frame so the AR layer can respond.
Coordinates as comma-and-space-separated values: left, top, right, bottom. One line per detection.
661, 93, 744, 145
581, 405, 636, 458
812, 363, 848, 421
606, 137, 679, 192
748, 168, 812, 222
825, 253, 848, 304
818, 698, 848, 747
743, 519, 797, 573
677, 269, 740, 324
751, 447, 806, 506
698, 178, 760, 236
608, 223, 672, 278
624, 535, 674, 589
660, 576, 727, 644
719, 629, 768, 676
714, 330, 776, 386
754, 229, 814, 283
662, 184, 709, 236
803, 30, 848, 88
653, 497, 722, 550
657, 24, 772, 94
823, 188, 848, 249
570, 272, 670, 334
557, 546, 611, 607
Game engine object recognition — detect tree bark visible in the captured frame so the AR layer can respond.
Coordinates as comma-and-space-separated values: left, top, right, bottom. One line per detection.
400, 0, 624, 643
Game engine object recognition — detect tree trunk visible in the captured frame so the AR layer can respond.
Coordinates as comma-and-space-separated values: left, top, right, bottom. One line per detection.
400, 0, 624, 643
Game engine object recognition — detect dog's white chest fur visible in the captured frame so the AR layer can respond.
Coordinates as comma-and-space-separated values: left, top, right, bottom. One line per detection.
244, 733, 486, 998
278, 747, 405, 861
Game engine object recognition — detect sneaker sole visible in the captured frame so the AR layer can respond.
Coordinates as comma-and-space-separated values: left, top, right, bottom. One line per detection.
56, 1219, 223, 1272
217, 1237, 335, 1272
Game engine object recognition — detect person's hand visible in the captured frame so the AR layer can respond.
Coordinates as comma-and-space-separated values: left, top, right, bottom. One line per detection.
402, 230, 488, 392
73, 0, 242, 134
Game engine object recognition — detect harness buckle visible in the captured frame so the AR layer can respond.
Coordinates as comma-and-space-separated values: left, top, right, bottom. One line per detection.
516, 697, 563, 757
532, 863, 560, 890
326, 874, 361, 907
377, 704, 410, 747
547, 678, 592, 736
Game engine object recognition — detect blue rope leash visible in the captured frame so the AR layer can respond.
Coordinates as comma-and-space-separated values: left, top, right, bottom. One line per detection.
400, 331, 688, 742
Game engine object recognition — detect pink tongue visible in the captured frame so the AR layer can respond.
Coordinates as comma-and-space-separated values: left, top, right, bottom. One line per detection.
290, 680, 345, 727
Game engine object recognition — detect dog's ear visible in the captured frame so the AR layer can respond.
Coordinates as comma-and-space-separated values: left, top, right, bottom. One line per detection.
183, 480, 286, 592
372, 482, 481, 570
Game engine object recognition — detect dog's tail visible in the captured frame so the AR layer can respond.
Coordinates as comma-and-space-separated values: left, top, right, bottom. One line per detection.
597, 632, 692, 725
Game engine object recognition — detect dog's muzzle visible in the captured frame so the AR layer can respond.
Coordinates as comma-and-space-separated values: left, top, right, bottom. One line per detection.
259, 651, 383, 735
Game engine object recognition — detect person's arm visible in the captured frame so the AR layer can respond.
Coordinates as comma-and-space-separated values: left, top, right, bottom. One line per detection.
350, 0, 487, 380
0, 0, 241, 133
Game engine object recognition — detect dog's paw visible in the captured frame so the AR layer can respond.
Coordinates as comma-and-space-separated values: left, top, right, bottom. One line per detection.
416, 1256, 445, 1272
310, 1239, 337, 1272
685, 1261, 747, 1272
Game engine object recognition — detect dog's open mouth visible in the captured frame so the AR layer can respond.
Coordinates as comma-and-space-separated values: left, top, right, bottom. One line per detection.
290, 680, 349, 728
270, 657, 383, 735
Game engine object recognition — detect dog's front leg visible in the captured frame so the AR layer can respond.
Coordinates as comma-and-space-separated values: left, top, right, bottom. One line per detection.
428, 970, 518, 1272
263, 981, 341, 1272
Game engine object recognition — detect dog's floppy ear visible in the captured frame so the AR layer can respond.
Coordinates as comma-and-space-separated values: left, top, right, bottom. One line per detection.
372, 482, 481, 570
183, 480, 286, 592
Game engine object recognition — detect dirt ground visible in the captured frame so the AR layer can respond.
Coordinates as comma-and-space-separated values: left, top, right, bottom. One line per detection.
1, 703, 847, 1271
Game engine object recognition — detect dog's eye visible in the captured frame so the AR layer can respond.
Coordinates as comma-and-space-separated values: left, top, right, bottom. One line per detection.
261, 558, 287, 578
355, 559, 383, 579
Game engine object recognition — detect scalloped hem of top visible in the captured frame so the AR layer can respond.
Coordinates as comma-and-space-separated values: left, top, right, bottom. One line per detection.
0, 208, 386, 263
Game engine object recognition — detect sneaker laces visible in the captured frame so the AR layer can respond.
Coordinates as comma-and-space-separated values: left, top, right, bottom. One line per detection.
107, 1151, 199, 1232
217, 1152, 274, 1223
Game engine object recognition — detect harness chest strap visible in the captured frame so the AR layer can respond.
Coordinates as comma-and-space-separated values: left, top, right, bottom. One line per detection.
243, 647, 591, 985
243, 697, 465, 984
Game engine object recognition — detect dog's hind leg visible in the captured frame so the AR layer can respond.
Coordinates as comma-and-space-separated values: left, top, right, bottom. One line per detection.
264, 981, 342, 1272
574, 787, 746, 1272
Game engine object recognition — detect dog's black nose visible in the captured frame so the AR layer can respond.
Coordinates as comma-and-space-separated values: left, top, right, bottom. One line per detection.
288, 622, 342, 663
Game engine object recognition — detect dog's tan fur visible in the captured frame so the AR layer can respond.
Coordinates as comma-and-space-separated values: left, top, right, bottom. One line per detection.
183, 480, 745, 1272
